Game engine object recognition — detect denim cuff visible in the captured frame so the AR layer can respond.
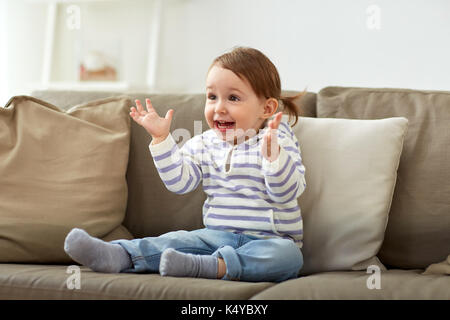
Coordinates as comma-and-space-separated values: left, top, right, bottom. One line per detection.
111, 239, 159, 273
213, 245, 242, 281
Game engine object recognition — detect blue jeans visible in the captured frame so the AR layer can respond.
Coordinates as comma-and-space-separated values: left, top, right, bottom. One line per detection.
111, 228, 303, 283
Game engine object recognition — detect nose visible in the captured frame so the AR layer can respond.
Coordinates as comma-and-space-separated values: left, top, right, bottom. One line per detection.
214, 98, 227, 114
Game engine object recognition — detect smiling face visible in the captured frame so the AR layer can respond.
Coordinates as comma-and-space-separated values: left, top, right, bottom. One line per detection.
205, 65, 274, 144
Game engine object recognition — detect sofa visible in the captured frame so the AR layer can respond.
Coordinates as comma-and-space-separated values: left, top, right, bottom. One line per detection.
0, 86, 448, 300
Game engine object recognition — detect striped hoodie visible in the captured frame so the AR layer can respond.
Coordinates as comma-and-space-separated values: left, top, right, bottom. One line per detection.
148, 120, 306, 248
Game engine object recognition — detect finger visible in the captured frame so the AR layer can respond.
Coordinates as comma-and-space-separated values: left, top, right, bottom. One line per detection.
273, 112, 283, 129
262, 132, 270, 158
270, 129, 279, 160
266, 130, 272, 157
130, 108, 139, 117
268, 128, 276, 143
276, 111, 283, 122
145, 98, 155, 113
269, 118, 277, 130
129, 111, 138, 122
135, 99, 144, 114
165, 109, 174, 121
271, 128, 278, 147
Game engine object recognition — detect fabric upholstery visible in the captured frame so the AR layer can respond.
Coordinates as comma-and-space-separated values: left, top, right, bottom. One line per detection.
291, 116, 408, 275
251, 269, 450, 299
317, 87, 450, 269
0, 96, 133, 263
422, 255, 450, 275
0, 264, 275, 300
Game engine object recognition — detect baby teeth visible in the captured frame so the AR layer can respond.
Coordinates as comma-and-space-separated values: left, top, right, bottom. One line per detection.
216, 121, 234, 127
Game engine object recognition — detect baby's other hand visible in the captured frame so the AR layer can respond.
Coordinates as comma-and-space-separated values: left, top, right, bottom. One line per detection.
261, 112, 282, 162
130, 98, 174, 141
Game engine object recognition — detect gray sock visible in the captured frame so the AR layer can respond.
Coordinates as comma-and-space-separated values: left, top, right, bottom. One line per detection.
159, 248, 218, 279
64, 228, 132, 273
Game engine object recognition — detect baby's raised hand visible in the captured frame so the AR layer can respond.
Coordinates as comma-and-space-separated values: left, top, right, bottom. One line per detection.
130, 98, 174, 142
261, 112, 282, 162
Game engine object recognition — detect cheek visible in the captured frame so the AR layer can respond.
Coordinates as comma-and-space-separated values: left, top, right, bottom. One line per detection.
232, 110, 246, 123
204, 106, 214, 123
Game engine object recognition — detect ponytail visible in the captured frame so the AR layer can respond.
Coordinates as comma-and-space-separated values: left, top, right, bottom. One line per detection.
280, 89, 307, 127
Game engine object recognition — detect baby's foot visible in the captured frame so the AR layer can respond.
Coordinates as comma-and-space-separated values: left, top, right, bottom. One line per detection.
159, 248, 218, 279
64, 228, 132, 273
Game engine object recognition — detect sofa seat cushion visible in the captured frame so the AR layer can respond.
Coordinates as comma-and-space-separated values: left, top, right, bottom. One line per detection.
0, 264, 275, 300
251, 269, 450, 300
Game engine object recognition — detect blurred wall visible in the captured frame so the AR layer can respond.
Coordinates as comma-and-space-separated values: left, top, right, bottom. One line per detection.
1, 0, 449, 106
1, 0, 47, 105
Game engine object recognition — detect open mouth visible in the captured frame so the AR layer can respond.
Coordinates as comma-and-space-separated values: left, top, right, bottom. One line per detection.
214, 120, 235, 132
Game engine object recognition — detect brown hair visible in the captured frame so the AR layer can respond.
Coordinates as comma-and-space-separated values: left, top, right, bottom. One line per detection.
209, 46, 306, 127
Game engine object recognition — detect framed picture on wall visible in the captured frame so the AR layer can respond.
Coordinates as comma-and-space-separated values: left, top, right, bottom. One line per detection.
76, 35, 122, 82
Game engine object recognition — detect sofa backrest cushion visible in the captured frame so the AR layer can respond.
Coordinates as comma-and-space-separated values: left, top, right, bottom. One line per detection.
125, 94, 208, 237
317, 87, 450, 269
0, 96, 133, 263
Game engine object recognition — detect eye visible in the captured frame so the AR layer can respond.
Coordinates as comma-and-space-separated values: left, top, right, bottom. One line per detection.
229, 95, 240, 102
207, 94, 216, 100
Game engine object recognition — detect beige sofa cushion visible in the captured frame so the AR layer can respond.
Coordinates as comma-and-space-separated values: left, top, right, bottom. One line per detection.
0, 96, 133, 263
251, 269, 450, 299
317, 87, 450, 269
0, 264, 274, 299
422, 255, 450, 275
124, 94, 209, 238
291, 116, 408, 275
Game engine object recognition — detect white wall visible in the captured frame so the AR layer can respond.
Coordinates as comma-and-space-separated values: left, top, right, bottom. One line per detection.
1, 0, 156, 106
1, 0, 449, 107
156, 0, 450, 93
1, 0, 47, 106
0, 0, 8, 105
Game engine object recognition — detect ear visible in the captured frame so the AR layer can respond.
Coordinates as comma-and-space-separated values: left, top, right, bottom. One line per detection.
261, 98, 279, 120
